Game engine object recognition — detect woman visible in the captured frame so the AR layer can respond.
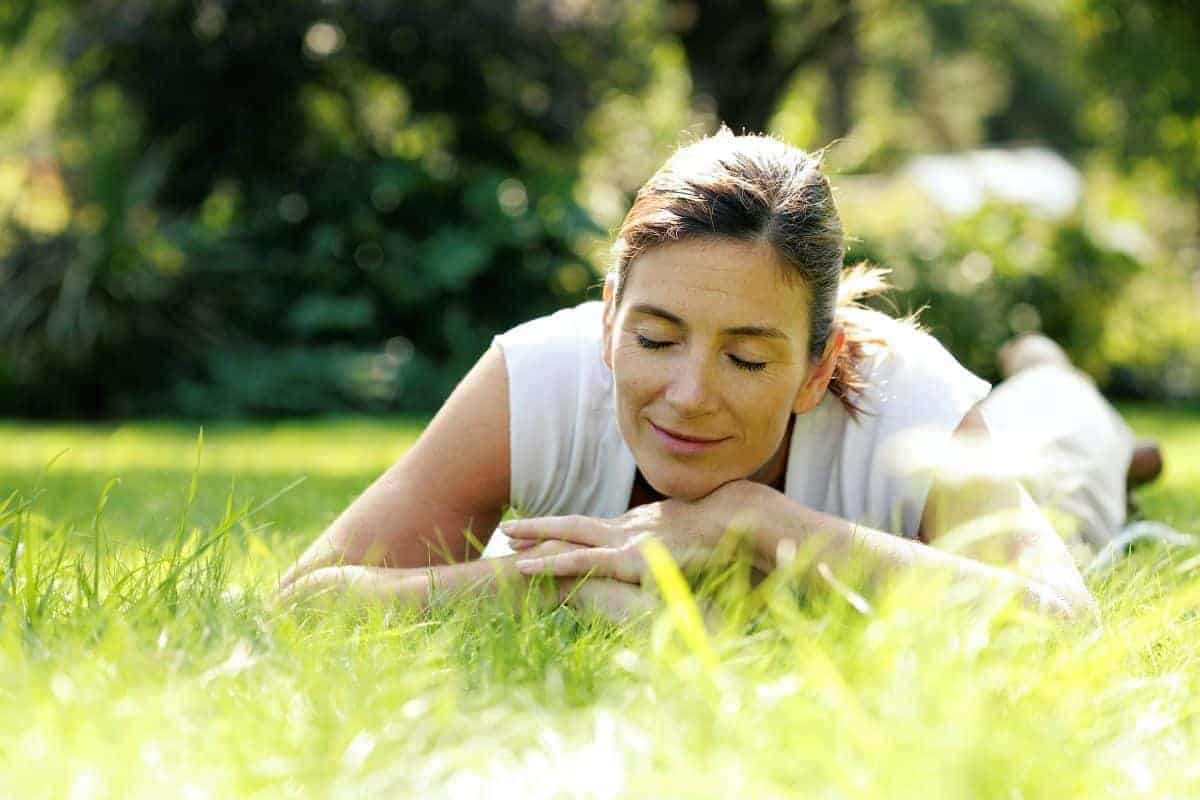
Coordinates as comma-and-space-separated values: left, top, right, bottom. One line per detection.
278, 130, 1095, 621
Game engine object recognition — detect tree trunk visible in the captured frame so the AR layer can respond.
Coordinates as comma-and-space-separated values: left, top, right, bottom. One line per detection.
822, 0, 860, 142
671, 0, 857, 137
672, 0, 776, 133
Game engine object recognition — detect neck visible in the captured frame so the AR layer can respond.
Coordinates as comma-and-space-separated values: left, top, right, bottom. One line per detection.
750, 414, 794, 491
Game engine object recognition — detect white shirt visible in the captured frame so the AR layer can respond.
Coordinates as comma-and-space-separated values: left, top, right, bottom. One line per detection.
980, 364, 1133, 551
486, 301, 990, 556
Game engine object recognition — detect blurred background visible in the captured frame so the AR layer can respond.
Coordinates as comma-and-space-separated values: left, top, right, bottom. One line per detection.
1, 0, 1196, 420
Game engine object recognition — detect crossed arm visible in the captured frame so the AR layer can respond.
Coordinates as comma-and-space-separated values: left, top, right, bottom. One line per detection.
502, 467, 1096, 621
277, 345, 1097, 623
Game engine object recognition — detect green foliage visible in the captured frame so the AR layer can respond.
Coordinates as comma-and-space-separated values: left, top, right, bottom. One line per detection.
768, 0, 1088, 170
835, 155, 1199, 401
1073, 0, 1200, 199
1, 0, 1197, 416
851, 203, 1140, 384
0, 1, 651, 417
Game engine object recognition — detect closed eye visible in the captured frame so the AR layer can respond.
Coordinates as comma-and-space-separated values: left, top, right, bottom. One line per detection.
729, 354, 767, 372
638, 334, 767, 371
636, 334, 673, 350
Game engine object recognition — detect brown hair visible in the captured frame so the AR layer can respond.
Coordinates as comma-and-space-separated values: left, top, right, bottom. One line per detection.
610, 128, 892, 416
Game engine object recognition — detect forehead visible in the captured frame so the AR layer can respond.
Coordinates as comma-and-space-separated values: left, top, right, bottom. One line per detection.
622, 237, 810, 333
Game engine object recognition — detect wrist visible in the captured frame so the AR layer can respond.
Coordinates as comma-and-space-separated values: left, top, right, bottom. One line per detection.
747, 486, 823, 573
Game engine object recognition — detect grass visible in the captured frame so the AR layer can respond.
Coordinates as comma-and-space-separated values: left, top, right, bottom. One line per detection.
0, 406, 1198, 798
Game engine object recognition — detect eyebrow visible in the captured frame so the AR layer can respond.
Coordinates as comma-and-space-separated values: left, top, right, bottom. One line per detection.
628, 303, 790, 341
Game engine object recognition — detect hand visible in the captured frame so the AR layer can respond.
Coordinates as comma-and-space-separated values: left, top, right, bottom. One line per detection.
274, 564, 430, 608
504, 479, 770, 585
556, 576, 658, 625
274, 539, 595, 609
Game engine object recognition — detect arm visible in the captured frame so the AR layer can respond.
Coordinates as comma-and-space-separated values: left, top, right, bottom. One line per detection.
278, 540, 565, 606
751, 405, 1096, 619
276, 343, 655, 624
277, 538, 655, 624
507, 405, 1098, 621
279, 344, 512, 591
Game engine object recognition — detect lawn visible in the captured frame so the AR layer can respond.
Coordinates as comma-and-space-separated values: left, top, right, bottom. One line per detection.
1, 407, 1198, 798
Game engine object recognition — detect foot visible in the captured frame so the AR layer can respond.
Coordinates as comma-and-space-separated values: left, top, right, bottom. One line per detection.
1127, 439, 1164, 489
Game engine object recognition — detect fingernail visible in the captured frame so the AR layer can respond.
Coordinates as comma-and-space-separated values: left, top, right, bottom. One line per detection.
515, 559, 539, 573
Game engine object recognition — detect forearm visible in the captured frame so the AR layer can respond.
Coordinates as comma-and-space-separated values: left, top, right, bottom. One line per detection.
278, 498, 501, 591
279, 511, 406, 591
279, 555, 521, 607
277, 542, 578, 610
749, 488, 1097, 621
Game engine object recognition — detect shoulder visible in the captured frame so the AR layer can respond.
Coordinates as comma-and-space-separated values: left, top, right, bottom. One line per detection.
853, 313, 991, 419
492, 299, 608, 410
494, 301, 609, 409
493, 301, 623, 518
812, 313, 991, 537
494, 301, 605, 361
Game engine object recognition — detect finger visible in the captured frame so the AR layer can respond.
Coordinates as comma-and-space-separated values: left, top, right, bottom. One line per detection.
276, 566, 425, 608
518, 548, 645, 584
278, 538, 343, 590
500, 515, 619, 548
501, 515, 588, 541
274, 565, 351, 607
516, 548, 618, 578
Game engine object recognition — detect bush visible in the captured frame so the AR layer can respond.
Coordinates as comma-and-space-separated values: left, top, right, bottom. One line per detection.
844, 196, 1198, 402
0, 1, 650, 417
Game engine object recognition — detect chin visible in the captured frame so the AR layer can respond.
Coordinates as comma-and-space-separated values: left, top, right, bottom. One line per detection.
642, 467, 724, 501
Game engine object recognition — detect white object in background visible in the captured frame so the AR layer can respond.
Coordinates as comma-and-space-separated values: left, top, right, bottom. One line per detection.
904, 148, 1082, 220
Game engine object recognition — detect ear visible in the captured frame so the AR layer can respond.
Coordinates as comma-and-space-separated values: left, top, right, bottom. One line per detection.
601, 273, 617, 371
793, 324, 846, 415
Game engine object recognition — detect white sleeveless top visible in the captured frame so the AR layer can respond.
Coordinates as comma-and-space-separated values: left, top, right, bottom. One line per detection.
489, 301, 989, 552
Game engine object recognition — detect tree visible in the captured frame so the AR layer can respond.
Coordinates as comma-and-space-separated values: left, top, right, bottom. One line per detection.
1, 1, 654, 416
1074, 0, 1200, 219
667, 0, 860, 137
667, 0, 1085, 163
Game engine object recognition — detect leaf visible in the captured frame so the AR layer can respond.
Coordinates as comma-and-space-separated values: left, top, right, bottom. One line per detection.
640, 538, 717, 671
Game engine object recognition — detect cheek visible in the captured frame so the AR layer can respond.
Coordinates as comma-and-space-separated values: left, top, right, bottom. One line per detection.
733, 378, 800, 433
613, 344, 661, 394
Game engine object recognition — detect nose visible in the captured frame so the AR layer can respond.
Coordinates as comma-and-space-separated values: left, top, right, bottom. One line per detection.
664, 353, 718, 417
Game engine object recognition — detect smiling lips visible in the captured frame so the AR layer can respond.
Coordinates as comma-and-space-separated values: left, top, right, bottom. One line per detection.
648, 421, 729, 455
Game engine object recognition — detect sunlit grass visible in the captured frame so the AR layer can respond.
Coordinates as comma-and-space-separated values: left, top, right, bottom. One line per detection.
0, 417, 423, 549
0, 418, 421, 474
0, 407, 1198, 798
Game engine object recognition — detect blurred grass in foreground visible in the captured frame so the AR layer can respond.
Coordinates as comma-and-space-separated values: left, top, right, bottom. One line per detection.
0, 408, 1198, 798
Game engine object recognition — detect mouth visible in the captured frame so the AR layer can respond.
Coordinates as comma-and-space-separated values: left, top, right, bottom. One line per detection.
648, 421, 729, 454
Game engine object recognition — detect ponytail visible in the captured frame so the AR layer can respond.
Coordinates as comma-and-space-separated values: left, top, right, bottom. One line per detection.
827, 263, 916, 419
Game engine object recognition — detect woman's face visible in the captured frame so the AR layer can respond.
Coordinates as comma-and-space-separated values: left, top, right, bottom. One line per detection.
603, 237, 837, 501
